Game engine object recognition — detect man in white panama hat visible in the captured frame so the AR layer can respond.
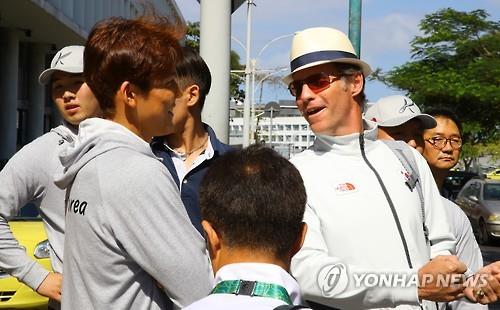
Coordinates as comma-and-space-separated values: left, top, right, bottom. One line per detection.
0, 45, 101, 308
286, 27, 468, 310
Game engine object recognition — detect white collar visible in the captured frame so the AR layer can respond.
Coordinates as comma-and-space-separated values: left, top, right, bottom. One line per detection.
313, 120, 380, 155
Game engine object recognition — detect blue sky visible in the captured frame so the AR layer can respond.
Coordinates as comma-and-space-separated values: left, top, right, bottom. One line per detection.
175, 0, 499, 104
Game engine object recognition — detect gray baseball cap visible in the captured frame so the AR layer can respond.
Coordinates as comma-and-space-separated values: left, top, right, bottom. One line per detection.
364, 95, 437, 129
38, 45, 84, 85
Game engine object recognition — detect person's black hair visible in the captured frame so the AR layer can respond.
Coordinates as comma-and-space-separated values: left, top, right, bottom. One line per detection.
199, 144, 307, 259
176, 46, 212, 110
424, 107, 462, 136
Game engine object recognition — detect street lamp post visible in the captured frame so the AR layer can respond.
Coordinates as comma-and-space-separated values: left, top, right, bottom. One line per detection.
249, 67, 287, 143
234, 5, 293, 147
242, 0, 254, 147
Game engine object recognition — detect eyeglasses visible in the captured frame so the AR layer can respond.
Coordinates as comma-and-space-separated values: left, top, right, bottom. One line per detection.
288, 72, 341, 97
425, 136, 462, 150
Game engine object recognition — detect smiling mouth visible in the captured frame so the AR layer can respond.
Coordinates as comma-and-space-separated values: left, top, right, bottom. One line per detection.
306, 107, 325, 116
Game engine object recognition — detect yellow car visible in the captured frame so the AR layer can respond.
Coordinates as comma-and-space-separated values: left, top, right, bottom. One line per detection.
0, 204, 50, 309
486, 168, 500, 180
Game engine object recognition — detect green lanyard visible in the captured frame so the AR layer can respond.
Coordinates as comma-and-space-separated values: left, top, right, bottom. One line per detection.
211, 279, 293, 305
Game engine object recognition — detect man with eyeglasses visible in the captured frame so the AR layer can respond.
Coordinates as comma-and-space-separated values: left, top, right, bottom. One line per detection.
366, 99, 489, 309
421, 109, 463, 194
285, 27, 466, 310
421, 108, 498, 307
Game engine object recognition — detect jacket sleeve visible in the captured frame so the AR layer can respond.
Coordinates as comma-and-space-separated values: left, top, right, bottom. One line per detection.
291, 204, 420, 309
0, 147, 51, 290
412, 149, 456, 257
106, 162, 213, 308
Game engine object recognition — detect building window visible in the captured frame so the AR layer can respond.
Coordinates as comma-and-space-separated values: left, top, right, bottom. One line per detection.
293, 125, 299, 130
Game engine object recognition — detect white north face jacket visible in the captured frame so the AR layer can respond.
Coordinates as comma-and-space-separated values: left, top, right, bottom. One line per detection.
290, 121, 455, 310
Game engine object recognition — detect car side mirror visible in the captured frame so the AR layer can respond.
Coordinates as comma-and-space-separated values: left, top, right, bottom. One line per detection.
469, 195, 479, 202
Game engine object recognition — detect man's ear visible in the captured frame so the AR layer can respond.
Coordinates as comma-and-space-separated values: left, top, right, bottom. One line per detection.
185, 84, 200, 108
119, 81, 138, 108
202, 220, 222, 265
290, 222, 308, 257
350, 73, 364, 98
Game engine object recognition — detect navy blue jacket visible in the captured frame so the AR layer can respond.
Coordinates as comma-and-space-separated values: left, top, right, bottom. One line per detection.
151, 125, 232, 235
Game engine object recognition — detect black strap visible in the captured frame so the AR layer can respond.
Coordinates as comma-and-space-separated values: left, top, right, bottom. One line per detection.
359, 134, 414, 269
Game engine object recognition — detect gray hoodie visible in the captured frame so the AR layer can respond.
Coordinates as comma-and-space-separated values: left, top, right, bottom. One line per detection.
0, 124, 75, 290
55, 118, 213, 310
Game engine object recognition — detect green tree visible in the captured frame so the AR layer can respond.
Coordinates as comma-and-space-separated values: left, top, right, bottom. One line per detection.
375, 8, 500, 169
184, 21, 245, 102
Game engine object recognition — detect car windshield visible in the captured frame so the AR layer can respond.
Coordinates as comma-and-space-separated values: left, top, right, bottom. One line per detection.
12, 202, 41, 220
483, 184, 500, 201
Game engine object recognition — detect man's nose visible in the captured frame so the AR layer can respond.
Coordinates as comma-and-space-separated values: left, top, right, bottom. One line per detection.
62, 90, 76, 102
298, 83, 315, 101
441, 140, 454, 152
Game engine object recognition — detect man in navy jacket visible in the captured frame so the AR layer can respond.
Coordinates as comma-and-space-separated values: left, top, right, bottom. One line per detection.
151, 47, 232, 235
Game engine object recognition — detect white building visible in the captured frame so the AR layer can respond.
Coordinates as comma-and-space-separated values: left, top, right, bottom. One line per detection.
229, 100, 315, 158
0, 0, 183, 168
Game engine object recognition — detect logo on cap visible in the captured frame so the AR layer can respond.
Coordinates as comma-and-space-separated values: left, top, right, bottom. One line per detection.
399, 98, 416, 114
54, 51, 72, 66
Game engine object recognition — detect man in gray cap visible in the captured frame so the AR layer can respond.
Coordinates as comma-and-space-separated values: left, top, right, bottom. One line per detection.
366, 96, 488, 309
364, 95, 437, 154
285, 27, 467, 310
0, 45, 101, 306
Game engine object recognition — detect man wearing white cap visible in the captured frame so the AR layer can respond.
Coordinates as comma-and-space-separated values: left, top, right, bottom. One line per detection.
364, 95, 437, 154
286, 27, 466, 309
366, 97, 487, 309
0, 45, 101, 306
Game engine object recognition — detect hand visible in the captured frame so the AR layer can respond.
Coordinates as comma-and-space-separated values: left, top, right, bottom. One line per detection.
464, 262, 500, 304
482, 261, 500, 278
417, 255, 467, 302
36, 272, 62, 302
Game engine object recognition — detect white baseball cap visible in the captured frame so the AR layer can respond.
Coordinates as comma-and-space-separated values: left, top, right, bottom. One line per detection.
38, 45, 84, 85
364, 95, 437, 129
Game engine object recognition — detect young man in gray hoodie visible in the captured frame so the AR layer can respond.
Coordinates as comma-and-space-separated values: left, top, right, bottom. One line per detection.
54, 17, 213, 309
0, 45, 101, 305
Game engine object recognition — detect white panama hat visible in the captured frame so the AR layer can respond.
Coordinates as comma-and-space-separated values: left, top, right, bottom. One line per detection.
364, 95, 437, 129
283, 27, 372, 84
39, 45, 84, 85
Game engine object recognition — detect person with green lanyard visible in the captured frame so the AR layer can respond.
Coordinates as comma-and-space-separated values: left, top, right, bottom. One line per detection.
184, 145, 310, 310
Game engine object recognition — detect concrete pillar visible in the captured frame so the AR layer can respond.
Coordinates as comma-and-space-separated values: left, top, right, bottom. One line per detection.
26, 43, 49, 143
0, 28, 20, 166
200, 0, 231, 143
